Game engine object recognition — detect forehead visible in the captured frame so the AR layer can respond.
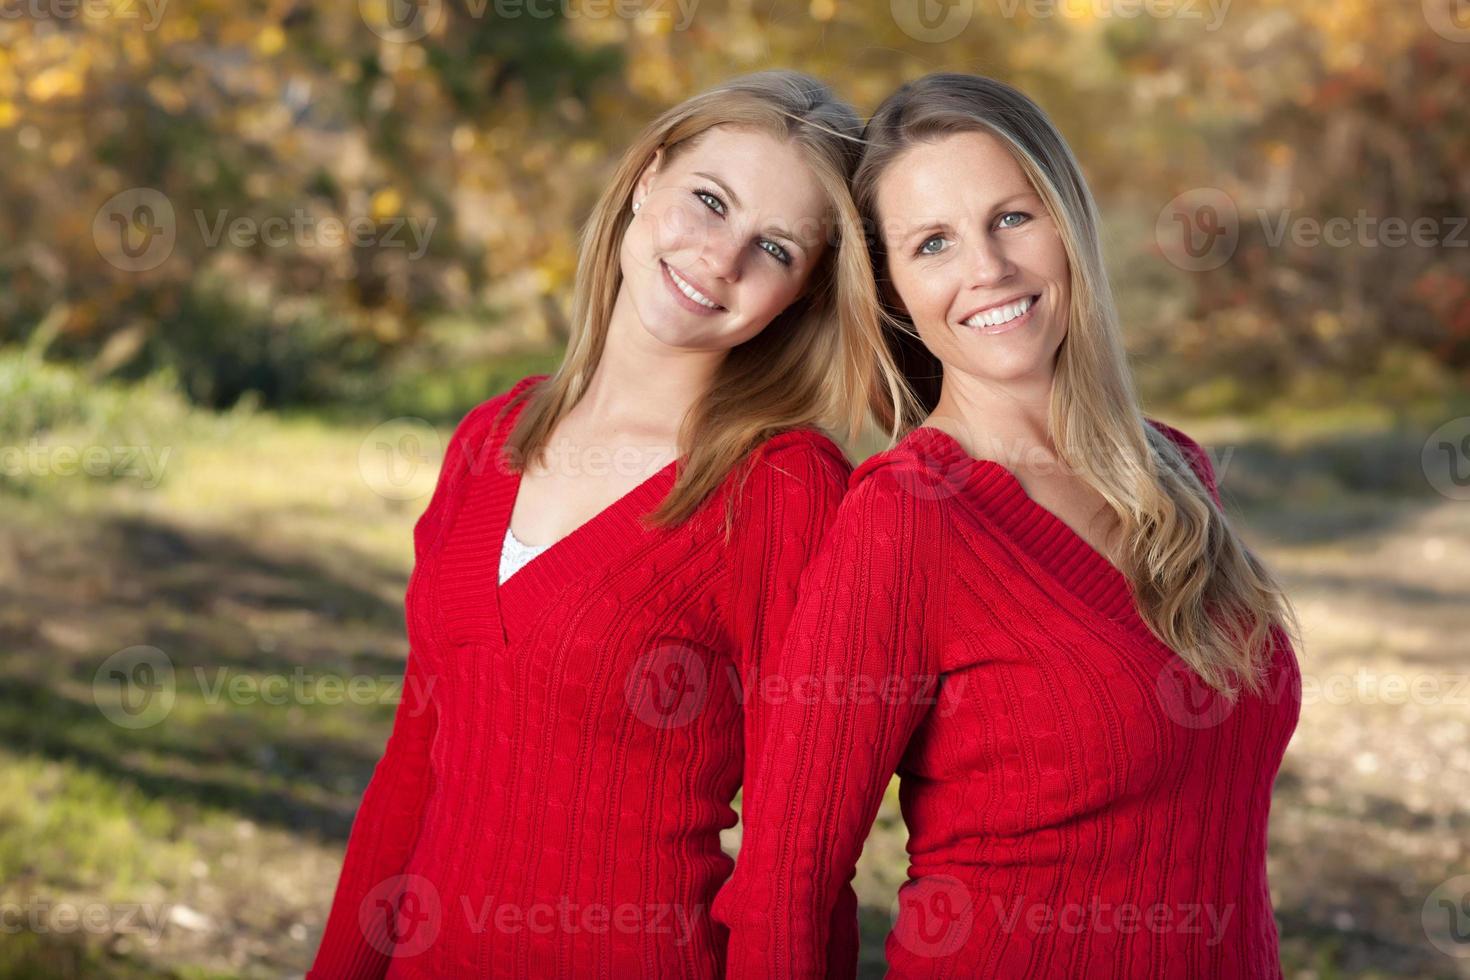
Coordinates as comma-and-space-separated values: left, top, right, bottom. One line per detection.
667, 125, 834, 245
876, 130, 1037, 226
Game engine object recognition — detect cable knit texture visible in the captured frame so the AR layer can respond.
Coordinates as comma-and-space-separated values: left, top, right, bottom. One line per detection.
713, 421, 1302, 979
309, 374, 860, 978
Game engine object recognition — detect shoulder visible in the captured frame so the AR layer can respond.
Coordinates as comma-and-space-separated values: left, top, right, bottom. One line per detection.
726, 428, 852, 536
833, 429, 958, 540
847, 426, 960, 508
741, 427, 852, 492
448, 373, 550, 451
1145, 417, 1219, 498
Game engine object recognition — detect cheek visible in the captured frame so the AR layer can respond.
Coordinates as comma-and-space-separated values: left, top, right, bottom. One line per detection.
892, 263, 953, 327
733, 271, 799, 329
645, 199, 713, 256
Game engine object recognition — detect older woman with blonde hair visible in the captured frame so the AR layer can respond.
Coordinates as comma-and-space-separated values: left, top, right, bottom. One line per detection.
717, 72, 1301, 978
310, 70, 903, 978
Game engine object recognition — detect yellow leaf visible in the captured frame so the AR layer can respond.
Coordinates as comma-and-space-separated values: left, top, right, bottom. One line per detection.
371, 188, 403, 219
256, 25, 285, 56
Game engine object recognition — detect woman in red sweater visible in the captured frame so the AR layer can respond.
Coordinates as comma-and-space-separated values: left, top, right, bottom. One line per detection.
310, 71, 906, 978
714, 73, 1302, 977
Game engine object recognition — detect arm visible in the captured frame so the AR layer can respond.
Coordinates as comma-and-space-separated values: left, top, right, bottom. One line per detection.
308, 643, 440, 979
713, 468, 950, 979
720, 433, 860, 979
309, 385, 532, 978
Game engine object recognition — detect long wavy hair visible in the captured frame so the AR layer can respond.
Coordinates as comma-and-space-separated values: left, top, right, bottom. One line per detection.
854, 73, 1296, 696
502, 71, 907, 528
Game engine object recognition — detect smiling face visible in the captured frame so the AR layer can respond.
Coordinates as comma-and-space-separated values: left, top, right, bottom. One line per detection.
619, 124, 832, 351
875, 129, 1072, 389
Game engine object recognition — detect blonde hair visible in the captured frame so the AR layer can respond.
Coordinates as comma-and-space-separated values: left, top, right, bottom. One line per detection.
503, 70, 906, 527
854, 73, 1296, 696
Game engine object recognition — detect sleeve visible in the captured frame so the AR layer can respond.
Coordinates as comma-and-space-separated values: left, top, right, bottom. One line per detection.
712, 467, 949, 979
308, 385, 530, 978
718, 434, 860, 979
1148, 418, 1222, 507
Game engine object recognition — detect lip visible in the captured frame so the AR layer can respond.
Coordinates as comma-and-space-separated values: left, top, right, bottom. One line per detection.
660, 260, 726, 315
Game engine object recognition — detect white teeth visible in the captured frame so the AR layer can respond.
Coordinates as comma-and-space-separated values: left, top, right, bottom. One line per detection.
962, 295, 1034, 329
666, 264, 722, 309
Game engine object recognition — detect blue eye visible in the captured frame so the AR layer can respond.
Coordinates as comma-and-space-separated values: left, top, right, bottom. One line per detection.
759, 240, 792, 266
997, 212, 1030, 229
917, 236, 948, 256
694, 189, 726, 215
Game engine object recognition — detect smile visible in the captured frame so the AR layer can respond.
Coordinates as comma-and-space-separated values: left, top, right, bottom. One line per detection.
662, 261, 726, 312
960, 294, 1039, 334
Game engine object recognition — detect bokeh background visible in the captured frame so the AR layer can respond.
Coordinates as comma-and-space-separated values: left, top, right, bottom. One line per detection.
2, 0, 1469, 976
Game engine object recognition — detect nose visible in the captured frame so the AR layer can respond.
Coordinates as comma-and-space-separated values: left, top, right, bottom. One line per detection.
967, 231, 1015, 287
699, 224, 743, 283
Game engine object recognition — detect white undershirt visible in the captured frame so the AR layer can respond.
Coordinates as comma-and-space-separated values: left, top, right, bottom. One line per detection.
499, 525, 551, 584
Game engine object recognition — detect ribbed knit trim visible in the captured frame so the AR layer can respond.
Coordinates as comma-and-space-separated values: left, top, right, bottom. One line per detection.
904, 425, 1141, 625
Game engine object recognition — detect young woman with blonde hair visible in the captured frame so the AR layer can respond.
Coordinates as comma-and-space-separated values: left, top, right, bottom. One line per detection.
716, 72, 1301, 978
310, 70, 902, 977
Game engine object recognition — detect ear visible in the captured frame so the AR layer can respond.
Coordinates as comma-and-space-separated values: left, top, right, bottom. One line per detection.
631, 146, 666, 209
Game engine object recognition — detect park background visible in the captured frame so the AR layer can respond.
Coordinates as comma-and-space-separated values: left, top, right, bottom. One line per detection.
2, 0, 1469, 975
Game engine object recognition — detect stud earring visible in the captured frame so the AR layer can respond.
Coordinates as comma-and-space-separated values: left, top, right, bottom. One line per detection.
632, 200, 642, 213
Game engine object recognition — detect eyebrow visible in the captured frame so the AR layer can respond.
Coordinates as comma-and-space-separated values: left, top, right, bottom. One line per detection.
890, 191, 1044, 243
693, 169, 807, 256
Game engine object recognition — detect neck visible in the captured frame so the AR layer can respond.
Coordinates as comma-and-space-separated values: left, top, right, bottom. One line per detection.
577, 286, 726, 443
927, 365, 1056, 471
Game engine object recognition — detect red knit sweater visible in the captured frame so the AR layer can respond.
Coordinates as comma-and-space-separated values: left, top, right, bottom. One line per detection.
713, 421, 1302, 978
310, 374, 860, 978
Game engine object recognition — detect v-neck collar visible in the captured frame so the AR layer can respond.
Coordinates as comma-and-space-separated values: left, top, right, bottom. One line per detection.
425, 379, 685, 650
493, 454, 680, 606
482, 390, 683, 644
906, 425, 1141, 627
